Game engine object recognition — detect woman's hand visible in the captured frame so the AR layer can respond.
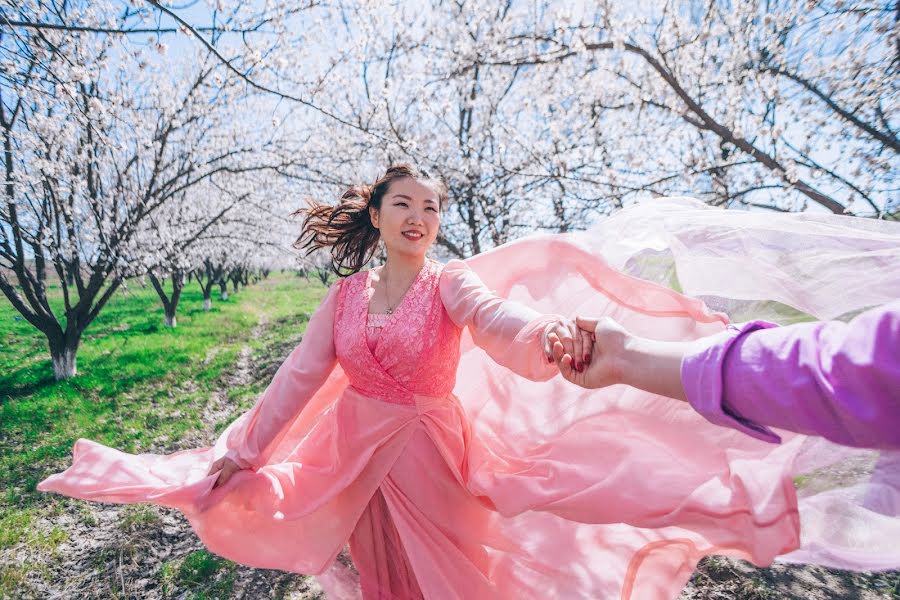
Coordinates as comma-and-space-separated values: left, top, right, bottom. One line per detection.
550, 316, 630, 388
206, 456, 244, 489
542, 316, 594, 372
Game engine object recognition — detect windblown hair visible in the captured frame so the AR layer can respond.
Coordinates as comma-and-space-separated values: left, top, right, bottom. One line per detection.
293, 164, 448, 276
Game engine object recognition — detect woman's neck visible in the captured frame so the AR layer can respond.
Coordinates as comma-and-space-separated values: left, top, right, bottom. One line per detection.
382, 251, 426, 282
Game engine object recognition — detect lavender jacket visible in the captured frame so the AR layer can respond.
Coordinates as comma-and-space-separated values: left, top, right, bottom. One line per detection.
681, 300, 900, 449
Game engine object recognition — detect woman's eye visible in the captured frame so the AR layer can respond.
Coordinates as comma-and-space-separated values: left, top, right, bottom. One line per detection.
426, 207, 437, 212
395, 202, 408, 207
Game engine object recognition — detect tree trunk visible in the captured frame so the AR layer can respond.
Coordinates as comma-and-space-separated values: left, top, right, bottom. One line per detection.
49, 337, 79, 380
219, 280, 229, 301
149, 270, 184, 328
317, 269, 333, 287
203, 295, 212, 310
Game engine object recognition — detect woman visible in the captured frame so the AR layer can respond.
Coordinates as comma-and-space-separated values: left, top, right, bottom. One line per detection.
37, 164, 899, 598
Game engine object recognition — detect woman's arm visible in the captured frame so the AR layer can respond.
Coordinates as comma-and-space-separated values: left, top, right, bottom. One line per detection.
439, 259, 584, 381
219, 280, 341, 471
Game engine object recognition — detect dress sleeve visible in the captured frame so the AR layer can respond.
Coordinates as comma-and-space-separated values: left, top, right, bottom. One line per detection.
222, 280, 341, 470
439, 259, 560, 382
682, 300, 900, 449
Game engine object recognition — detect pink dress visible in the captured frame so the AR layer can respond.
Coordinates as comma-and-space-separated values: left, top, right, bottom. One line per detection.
37, 256, 802, 599
36, 198, 900, 598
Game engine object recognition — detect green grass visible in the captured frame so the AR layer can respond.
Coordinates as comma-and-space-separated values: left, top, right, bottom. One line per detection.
0, 271, 326, 562
118, 504, 162, 532
160, 550, 238, 599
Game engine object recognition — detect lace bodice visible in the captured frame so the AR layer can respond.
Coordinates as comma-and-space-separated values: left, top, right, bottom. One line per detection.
335, 258, 462, 404
366, 314, 390, 351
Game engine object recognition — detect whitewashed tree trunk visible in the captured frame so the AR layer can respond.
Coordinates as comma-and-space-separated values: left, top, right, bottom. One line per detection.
51, 346, 78, 380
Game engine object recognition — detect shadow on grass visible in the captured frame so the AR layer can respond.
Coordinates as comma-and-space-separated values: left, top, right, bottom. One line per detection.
0, 365, 58, 403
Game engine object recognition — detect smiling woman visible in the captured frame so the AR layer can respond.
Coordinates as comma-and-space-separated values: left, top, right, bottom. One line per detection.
292, 164, 448, 278
366, 179, 443, 315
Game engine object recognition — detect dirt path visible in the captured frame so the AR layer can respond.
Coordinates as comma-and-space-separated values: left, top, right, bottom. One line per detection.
681, 556, 899, 599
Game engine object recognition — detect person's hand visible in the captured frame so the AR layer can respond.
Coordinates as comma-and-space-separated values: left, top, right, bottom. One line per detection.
206, 456, 244, 489
551, 316, 631, 388
542, 316, 594, 371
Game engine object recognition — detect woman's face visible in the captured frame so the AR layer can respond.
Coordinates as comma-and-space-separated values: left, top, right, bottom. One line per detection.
370, 177, 441, 259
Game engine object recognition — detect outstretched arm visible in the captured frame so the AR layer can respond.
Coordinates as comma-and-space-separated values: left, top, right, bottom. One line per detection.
558, 301, 900, 449
439, 259, 590, 381
209, 281, 341, 485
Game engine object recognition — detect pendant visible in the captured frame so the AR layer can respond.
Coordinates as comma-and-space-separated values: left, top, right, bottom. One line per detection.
386, 307, 392, 314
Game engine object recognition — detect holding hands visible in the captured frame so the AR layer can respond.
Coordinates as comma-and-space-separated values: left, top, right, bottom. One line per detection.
548, 317, 630, 389
548, 315, 689, 401
542, 317, 595, 372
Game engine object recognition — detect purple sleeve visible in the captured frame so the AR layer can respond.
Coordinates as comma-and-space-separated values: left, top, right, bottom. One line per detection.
682, 300, 900, 449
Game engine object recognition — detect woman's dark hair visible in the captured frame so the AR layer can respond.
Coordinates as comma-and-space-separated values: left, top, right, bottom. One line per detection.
293, 164, 448, 276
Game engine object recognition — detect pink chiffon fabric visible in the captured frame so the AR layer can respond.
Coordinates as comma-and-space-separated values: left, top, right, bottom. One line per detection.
569, 197, 900, 572
37, 197, 900, 599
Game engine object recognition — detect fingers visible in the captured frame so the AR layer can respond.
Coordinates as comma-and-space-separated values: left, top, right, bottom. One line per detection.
558, 352, 576, 380
552, 339, 576, 379
576, 324, 594, 365
549, 321, 588, 372
544, 327, 556, 363
548, 331, 575, 365
552, 338, 584, 386
578, 327, 593, 366
544, 322, 570, 362
551, 338, 566, 362
212, 461, 240, 489
572, 321, 584, 371
549, 330, 573, 360
206, 457, 224, 477
576, 316, 602, 335
208, 457, 248, 490
558, 324, 576, 363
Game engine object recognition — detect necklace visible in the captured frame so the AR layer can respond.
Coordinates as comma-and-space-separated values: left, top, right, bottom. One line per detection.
379, 261, 422, 315
381, 265, 398, 314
